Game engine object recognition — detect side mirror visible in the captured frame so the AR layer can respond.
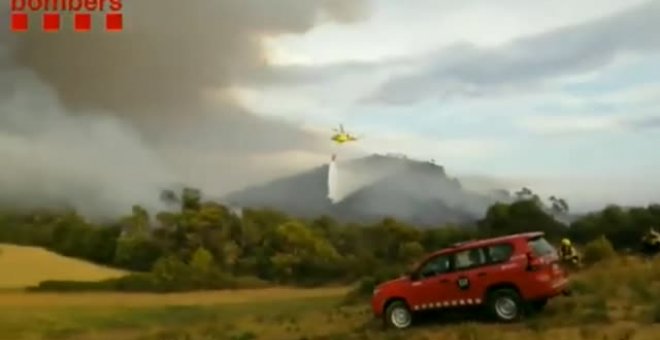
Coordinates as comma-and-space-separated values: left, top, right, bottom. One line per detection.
408, 269, 419, 281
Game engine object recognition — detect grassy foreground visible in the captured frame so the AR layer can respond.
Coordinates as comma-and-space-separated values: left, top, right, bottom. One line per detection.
0, 244, 127, 290
0, 256, 659, 339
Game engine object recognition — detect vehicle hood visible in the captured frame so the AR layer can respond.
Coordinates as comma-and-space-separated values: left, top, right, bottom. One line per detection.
377, 275, 410, 290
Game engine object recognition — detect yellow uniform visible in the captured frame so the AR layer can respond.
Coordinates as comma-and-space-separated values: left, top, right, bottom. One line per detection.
559, 238, 580, 267
641, 228, 660, 255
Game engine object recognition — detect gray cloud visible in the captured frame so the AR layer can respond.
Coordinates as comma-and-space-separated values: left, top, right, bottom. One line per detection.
626, 115, 660, 130
0, 68, 179, 218
10, 0, 367, 120
248, 61, 384, 86
0, 0, 369, 219
362, 1, 660, 104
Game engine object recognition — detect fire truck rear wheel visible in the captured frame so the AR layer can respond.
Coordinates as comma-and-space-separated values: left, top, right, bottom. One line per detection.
487, 288, 523, 322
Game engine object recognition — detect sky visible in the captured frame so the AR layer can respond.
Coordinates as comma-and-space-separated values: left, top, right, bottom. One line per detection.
233, 0, 660, 212
0, 0, 658, 218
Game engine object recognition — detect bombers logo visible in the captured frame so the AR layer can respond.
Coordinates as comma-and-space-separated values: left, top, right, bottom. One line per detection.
10, 0, 124, 32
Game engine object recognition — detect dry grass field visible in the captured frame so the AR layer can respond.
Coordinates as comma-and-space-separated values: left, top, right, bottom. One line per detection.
0, 244, 127, 290
0, 248, 659, 339
0, 287, 349, 308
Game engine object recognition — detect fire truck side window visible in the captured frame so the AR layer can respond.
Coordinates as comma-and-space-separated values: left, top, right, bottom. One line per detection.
486, 244, 514, 264
418, 254, 452, 278
454, 248, 486, 270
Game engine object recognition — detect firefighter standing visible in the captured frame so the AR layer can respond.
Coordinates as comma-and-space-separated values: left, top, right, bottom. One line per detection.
641, 227, 660, 256
559, 238, 581, 268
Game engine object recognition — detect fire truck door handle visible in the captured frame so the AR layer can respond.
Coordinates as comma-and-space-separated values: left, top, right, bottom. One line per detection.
439, 279, 449, 283
477, 272, 486, 277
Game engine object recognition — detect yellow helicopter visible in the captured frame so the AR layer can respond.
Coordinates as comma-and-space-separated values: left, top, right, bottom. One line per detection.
330, 124, 359, 144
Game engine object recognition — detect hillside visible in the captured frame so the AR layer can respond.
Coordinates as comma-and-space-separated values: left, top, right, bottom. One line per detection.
225, 154, 512, 226
0, 244, 128, 289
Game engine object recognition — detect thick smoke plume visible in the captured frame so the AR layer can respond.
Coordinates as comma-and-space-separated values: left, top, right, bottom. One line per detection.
0, 0, 369, 219
0, 68, 178, 218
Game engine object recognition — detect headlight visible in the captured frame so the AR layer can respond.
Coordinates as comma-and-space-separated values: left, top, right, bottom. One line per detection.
373, 288, 380, 296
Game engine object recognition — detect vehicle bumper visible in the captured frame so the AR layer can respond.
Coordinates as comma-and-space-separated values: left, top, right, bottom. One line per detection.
551, 277, 570, 294
551, 276, 568, 286
526, 276, 570, 300
371, 296, 384, 318
546, 277, 570, 299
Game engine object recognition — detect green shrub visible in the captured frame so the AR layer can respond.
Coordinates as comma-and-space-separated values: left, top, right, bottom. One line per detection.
229, 276, 270, 289
650, 260, 660, 282
582, 235, 616, 265
113, 273, 159, 292
548, 298, 578, 315
627, 275, 656, 302
354, 276, 380, 296
651, 301, 660, 324
569, 279, 595, 295
29, 279, 116, 292
580, 296, 610, 324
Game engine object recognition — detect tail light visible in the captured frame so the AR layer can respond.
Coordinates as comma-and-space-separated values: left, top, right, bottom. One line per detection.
526, 252, 544, 271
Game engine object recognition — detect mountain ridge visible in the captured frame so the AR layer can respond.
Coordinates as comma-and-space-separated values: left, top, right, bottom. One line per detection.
224, 154, 513, 226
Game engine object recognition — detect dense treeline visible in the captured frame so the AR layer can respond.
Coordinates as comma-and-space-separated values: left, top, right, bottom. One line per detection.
0, 187, 657, 292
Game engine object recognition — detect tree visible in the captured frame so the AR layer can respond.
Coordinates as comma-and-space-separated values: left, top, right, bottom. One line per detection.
12, 185, 660, 293
271, 253, 298, 280
83, 225, 121, 264
549, 196, 569, 215
515, 187, 533, 200
221, 241, 241, 271
190, 247, 215, 273
114, 236, 163, 271
365, 218, 421, 261
270, 220, 341, 282
309, 215, 338, 239
151, 255, 193, 291
182, 187, 202, 211
421, 226, 475, 252
514, 187, 542, 206
160, 189, 179, 207
120, 205, 150, 238
569, 205, 658, 249
187, 246, 222, 287
398, 241, 424, 262
479, 200, 565, 240
582, 235, 616, 265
